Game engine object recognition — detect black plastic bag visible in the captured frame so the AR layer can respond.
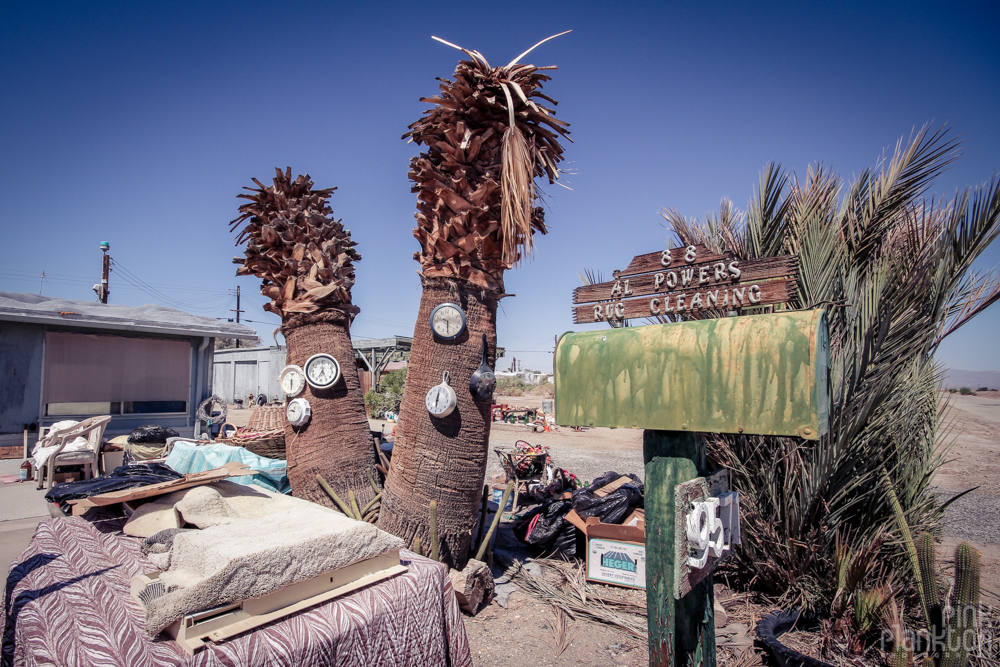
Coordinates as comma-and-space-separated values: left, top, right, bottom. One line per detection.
45, 463, 184, 509
127, 425, 180, 444
572, 471, 644, 525
513, 498, 579, 556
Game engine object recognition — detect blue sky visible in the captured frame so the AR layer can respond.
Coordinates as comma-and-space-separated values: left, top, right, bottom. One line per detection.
2, 0, 998, 373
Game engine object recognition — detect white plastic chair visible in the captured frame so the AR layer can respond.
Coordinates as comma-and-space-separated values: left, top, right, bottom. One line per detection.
35, 415, 113, 489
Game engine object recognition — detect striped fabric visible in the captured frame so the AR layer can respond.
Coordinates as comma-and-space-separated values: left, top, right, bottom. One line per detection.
3, 517, 472, 667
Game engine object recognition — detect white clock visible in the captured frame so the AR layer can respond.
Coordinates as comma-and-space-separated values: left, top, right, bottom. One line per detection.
425, 371, 458, 418
279, 364, 306, 397
304, 353, 341, 389
286, 397, 312, 427
430, 302, 466, 340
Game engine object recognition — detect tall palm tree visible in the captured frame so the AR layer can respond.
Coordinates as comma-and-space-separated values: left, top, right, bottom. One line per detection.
231, 168, 379, 509
378, 35, 570, 567
659, 127, 1000, 606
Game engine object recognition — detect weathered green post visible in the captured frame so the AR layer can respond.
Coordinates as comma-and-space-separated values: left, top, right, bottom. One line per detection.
555, 245, 829, 667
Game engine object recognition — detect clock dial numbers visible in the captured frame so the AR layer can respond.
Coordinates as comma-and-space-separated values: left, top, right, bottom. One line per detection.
304, 353, 341, 389
430, 303, 466, 340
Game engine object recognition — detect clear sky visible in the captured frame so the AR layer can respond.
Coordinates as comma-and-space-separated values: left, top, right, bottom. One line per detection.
2, 0, 998, 374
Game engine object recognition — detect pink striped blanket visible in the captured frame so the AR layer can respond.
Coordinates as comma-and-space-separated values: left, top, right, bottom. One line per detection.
3, 516, 471, 666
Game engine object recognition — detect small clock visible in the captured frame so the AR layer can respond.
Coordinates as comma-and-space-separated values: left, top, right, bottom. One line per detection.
430, 302, 466, 340
425, 371, 458, 418
286, 397, 312, 427
279, 364, 306, 397
304, 353, 341, 389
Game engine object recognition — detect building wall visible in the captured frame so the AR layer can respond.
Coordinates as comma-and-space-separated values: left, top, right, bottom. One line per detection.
0, 322, 44, 436
0, 323, 218, 447
212, 346, 288, 404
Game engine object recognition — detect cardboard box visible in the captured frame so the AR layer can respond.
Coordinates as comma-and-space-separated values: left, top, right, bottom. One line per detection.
622, 508, 645, 529
584, 517, 646, 590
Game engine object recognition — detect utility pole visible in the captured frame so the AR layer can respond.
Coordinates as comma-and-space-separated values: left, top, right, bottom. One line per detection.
94, 242, 110, 303
230, 286, 245, 348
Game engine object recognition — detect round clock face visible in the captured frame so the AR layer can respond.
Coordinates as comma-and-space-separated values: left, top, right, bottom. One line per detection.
304, 353, 341, 389
430, 303, 466, 340
279, 365, 306, 397
286, 397, 312, 427
425, 371, 457, 417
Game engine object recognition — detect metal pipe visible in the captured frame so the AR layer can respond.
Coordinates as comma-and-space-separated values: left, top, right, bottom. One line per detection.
192, 336, 210, 435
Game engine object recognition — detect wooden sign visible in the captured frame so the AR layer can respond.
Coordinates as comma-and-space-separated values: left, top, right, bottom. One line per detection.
572, 244, 799, 324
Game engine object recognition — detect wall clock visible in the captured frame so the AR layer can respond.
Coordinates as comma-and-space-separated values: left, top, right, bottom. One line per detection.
425, 371, 458, 417
279, 364, 306, 397
286, 397, 312, 427
304, 353, 341, 390
430, 302, 466, 340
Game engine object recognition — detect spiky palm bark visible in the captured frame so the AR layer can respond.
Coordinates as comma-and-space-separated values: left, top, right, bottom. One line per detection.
658, 127, 1000, 606
378, 36, 570, 567
231, 168, 378, 508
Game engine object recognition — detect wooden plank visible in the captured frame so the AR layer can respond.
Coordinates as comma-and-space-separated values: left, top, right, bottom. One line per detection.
643, 430, 716, 667
572, 277, 797, 324
146, 552, 407, 655
614, 245, 733, 278
574, 255, 798, 304
70, 462, 256, 509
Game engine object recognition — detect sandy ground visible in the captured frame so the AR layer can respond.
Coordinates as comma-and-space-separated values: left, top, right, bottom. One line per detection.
4, 392, 997, 665
459, 392, 1000, 664
933, 391, 1000, 602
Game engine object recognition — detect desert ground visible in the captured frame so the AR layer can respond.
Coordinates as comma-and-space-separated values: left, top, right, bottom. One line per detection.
3, 391, 997, 666
458, 391, 1000, 666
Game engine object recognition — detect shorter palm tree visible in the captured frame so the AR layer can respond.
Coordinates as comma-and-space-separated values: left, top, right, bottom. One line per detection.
232, 168, 379, 509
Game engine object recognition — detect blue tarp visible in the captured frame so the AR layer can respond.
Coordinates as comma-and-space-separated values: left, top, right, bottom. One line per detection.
164, 440, 290, 494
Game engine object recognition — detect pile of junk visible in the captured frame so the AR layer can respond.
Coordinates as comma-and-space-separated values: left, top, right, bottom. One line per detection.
9, 404, 466, 663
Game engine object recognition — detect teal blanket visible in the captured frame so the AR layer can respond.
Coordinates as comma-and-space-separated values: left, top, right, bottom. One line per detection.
164, 440, 290, 494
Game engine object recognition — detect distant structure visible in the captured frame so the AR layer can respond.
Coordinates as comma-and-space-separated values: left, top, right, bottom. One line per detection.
0, 292, 255, 448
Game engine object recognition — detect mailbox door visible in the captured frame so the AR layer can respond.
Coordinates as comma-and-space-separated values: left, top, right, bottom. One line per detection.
554, 310, 829, 439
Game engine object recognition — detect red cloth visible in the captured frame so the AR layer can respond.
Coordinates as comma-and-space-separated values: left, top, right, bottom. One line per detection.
4, 517, 471, 667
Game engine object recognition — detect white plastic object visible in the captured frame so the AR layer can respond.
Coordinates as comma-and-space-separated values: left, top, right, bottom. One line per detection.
686, 492, 740, 569
286, 397, 312, 427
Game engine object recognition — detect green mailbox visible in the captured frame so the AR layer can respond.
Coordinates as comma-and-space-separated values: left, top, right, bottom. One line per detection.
554, 309, 829, 439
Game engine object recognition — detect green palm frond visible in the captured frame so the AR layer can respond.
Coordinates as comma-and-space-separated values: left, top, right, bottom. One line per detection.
664, 125, 1000, 606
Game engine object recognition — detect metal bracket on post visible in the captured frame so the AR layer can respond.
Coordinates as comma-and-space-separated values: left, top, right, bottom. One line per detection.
674, 469, 740, 600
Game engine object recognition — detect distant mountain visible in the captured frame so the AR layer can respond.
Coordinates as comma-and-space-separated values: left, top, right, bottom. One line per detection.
942, 369, 1000, 390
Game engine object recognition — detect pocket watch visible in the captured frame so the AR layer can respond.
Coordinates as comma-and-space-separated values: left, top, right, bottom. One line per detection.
286, 397, 312, 427
430, 303, 466, 340
304, 353, 341, 389
425, 371, 458, 417
279, 364, 306, 397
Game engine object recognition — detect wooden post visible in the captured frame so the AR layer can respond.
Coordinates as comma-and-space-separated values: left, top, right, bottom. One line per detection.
644, 430, 716, 667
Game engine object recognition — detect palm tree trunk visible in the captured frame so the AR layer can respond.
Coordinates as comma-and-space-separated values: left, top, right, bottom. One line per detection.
282, 320, 378, 509
378, 280, 497, 568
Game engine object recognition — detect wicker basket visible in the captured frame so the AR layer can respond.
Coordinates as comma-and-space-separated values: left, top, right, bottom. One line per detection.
218, 405, 286, 460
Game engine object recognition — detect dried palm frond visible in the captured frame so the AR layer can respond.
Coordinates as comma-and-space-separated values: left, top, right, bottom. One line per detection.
501, 558, 647, 639
405, 33, 571, 291
230, 167, 361, 323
